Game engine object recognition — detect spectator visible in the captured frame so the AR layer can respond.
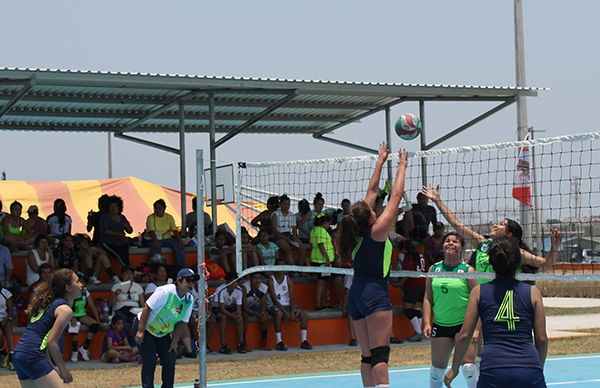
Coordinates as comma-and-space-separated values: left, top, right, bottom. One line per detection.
69, 273, 103, 363
0, 200, 6, 223
146, 199, 186, 270
211, 271, 245, 354
53, 233, 79, 272
26, 263, 52, 303
310, 212, 342, 311
336, 198, 352, 225
1, 201, 36, 251
241, 228, 262, 269
102, 314, 140, 363
86, 194, 109, 247
251, 196, 279, 236
271, 195, 306, 267
423, 222, 445, 265
144, 265, 169, 299
0, 279, 14, 370
298, 192, 334, 239
185, 196, 213, 238
409, 193, 437, 241
109, 265, 146, 328
46, 198, 72, 244
100, 195, 133, 267
267, 258, 312, 351
23, 205, 48, 236
26, 234, 57, 287
75, 234, 119, 285
0, 244, 21, 302
256, 229, 278, 267
241, 272, 271, 351
295, 199, 311, 243
209, 231, 235, 273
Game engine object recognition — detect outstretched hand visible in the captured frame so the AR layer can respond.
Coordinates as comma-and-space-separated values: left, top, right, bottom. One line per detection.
549, 228, 565, 248
421, 183, 440, 202
397, 148, 408, 168
378, 142, 390, 163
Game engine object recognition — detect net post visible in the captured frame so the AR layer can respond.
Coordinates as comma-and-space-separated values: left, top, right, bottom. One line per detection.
419, 100, 427, 186
196, 149, 207, 388
235, 163, 244, 274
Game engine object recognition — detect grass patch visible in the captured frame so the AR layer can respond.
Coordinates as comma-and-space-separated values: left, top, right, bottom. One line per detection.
537, 281, 600, 298
545, 306, 600, 316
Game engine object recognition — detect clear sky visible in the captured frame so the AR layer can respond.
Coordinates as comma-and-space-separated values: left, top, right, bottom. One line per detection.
1, 0, 598, 192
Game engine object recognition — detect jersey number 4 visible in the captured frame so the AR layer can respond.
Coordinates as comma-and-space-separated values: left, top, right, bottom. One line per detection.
493, 290, 520, 330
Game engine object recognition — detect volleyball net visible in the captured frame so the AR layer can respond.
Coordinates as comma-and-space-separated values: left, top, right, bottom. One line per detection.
233, 131, 600, 282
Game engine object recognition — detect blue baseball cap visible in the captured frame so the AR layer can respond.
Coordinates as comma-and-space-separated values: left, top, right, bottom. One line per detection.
177, 268, 200, 281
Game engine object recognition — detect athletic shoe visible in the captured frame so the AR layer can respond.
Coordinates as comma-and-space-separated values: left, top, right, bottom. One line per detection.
111, 276, 120, 284
0, 354, 6, 367
348, 339, 357, 346
237, 343, 247, 354
206, 346, 216, 354
300, 340, 313, 350
8, 361, 14, 371
275, 342, 288, 351
243, 341, 253, 352
70, 351, 78, 363
407, 332, 422, 342
78, 346, 90, 361
112, 357, 120, 363
260, 339, 272, 351
219, 344, 232, 354
88, 275, 101, 285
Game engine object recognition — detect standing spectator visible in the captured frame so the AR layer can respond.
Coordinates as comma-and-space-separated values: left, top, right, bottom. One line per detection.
0, 244, 20, 303
86, 194, 109, 247
295, 199, 311, 243
109, 265, 146, 328
310, 213, 342, 311
336, 198, 352, 225
241, 272, 271, 351
100, 195, 133, 267
423, 222, 445, 265
211, 271, 245, 354
23, 205, 48, 236
53, 233, 79, 272
257, 229, 278, 267
46, 198, 72, 244
185, 196, 213, 238
146, 199, 186, 270
409, 193, 437, 241
0, 280, 14, 370
271, 195, 306, 267
267, 258, 312, 351
27, 263, 53, 303
134, 268, 197, 388
1, 201, 36, 251
26, 234, 57, 287
69, 274, 103, 363
75, 234, 119, 285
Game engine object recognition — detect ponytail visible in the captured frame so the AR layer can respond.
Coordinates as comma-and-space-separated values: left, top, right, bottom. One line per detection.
334, 201, 372, 258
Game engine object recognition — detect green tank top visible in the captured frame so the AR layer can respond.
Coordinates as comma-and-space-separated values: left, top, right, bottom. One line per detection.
430, 261, 472, 326
70, 289, 88, 318
146, 292, 193, 337
476, 238, 522, 285
0, 217, 23, 239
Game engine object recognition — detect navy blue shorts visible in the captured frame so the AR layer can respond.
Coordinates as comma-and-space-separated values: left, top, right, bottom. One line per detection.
347, 280, 391, 320
13, 350, 55, 381
478, 367, 546, 388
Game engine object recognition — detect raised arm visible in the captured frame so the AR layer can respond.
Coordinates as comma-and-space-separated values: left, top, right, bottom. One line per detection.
421, 184, 485, 248
364, 142, 390, 208
522, 228, 564, 271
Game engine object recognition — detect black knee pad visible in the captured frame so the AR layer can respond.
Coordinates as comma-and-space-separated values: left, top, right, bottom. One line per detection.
89, 323, 100, 334
404, 309, 416, 320
414, 310, 422, 319
361, 355, 372, 365
370, 346, 390, 367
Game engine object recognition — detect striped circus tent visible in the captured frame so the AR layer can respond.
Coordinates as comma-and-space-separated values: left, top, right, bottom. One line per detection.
0, 177, 251, 237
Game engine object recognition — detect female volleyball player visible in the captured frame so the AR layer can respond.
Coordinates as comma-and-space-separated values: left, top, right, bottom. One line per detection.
444, 236, 548, 388
423, 232, 479, 388
13, 268, 82, 387
420, 183, 564, 279
336, 142, 408, 388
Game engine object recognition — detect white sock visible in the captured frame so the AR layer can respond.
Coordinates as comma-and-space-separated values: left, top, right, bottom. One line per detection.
417, 317, 423, 331
301, 329, 307, 342
376, 385, 390, 388
410, 317, 421, 333
276, 332, 282, 343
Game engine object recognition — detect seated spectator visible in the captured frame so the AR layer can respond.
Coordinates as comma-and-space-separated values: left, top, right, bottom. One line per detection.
271, 195, 306, 267
144, 265, 169, 299
69, 273, 103, 363
102, 315, 140, 363
146, 199, 186, 269
0, 279, 14, 370
26, 234, 57, 286
23, 205, 48, 236
267, 258, 312, 351
310, 213, 343, 311
26, 263, 52, 303
251, 196, 279, 236
241, 272, 270, 351
423, 222, 445, 265
211, 271, 245, 354
257, 229, 278, 267
209, 231, 235, 273
53, 233, 79, 272
109, 265, 146, 328
0, 244, 20, 302
241, 228, 262, 269
185, 196, 213, 238
298, 193, 334, 240
46, 198, 72, 244
87, 194, 109, 247
408, 192, 437, 241
295, 199, 311, 243
0, 201, 36, 251
100, 195, 133, 267
75, 234, 119, 285
335, 198, 352, 227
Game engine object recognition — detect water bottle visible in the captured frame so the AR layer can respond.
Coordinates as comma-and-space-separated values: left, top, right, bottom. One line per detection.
102, 299, 110, 324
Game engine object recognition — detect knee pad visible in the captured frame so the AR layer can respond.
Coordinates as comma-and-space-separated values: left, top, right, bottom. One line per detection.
89, 323, 100, 334
462, 363, 478, 382
361, 355, 372, 365
404, 309, 416, 320
430, 366, 445, 382
414, 310, 422, 319
370, 346, 390, 367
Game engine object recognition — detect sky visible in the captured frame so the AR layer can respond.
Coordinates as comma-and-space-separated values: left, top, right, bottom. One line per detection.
1, 0, 599, 193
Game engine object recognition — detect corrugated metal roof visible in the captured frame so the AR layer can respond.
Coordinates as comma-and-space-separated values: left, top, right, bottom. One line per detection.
0, 67, 544, 136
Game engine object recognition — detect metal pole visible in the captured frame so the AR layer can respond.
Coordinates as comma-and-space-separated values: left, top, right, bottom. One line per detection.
515, 0, 533, 250
419, 101, 427, 186
385, 107, 393, 183
529, 127, 543, 255
108, 133, 113, 179
179, 102, 187, 237
235, 166, 242, 274
209, 93, 218, 237
196, 149, 206, 388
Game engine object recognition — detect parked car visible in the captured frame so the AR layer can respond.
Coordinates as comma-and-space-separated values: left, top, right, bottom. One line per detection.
582, 249, 600, 263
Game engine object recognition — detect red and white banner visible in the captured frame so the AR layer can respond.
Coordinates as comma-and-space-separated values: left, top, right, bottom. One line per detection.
512, 134, 533, 207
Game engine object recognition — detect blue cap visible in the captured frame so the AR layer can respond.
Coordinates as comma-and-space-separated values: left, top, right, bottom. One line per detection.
177, 268, 200, 281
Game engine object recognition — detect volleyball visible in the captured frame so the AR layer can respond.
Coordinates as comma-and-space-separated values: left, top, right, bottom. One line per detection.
395, 113, 421, 140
